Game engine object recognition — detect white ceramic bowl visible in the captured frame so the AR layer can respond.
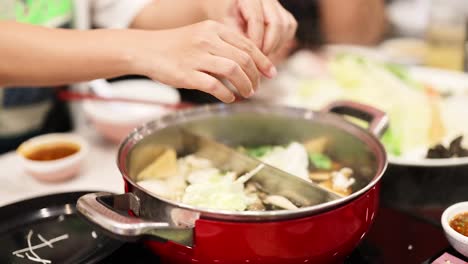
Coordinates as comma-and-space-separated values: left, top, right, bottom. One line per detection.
441, 201, 468, 257
17, 133, 89, 182
83, 79, 180, 143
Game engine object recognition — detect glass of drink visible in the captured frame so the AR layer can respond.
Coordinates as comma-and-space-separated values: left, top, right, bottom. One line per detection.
425, 0, 467, 71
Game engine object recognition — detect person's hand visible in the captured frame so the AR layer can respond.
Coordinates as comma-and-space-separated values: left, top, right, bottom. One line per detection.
204, 0, 298, 56
129, 20, 277, 103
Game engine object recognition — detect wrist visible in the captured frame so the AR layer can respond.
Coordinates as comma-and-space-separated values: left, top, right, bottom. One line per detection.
107, 29, 148, 77
200, 0, 223, 21
112, 29, 174, 80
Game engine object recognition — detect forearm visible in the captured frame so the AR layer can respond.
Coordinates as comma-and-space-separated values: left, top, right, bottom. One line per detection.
319, 0, 387, 45
130, 0, 208, 30
0, 21, 138, 87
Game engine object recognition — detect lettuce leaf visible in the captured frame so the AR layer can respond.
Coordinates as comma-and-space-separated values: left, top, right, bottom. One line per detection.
308, 153, 332, 170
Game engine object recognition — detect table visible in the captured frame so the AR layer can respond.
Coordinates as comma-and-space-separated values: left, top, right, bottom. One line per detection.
0, 102, 125, 207
0, 100, 466, 263
97, 206, 466, 264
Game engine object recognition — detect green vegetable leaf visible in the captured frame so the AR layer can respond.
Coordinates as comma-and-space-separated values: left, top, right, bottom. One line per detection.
381, 126, 402, 156
308, 153, 332, 170
245, 146, 274, 158
384, 63, 409, 81
384, 63, 423, 90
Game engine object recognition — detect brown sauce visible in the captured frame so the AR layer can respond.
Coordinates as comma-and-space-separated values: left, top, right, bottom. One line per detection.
24, 142, 80, 161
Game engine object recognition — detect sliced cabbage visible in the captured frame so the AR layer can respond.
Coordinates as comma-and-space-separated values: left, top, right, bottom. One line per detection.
329, 53, 369, 89
293, 79, 344, 110
256, 142, 309, 181
292, 53, 433, 156
182, 169, 255, 211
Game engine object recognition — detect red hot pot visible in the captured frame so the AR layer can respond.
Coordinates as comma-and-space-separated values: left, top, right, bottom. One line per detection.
77, 101, 388, 264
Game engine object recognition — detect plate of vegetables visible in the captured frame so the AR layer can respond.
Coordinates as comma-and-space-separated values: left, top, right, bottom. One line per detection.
256, 48, 468, 166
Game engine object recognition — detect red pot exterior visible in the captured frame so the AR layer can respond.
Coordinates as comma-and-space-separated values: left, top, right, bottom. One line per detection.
140, 184, 380, 264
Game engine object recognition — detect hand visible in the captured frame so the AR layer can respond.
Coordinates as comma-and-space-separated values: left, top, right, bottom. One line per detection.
268, 38, 297, 65
129, 21, 277, 103
204, 0, 298, 56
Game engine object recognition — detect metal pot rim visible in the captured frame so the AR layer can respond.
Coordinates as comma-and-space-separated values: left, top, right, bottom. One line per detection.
116, 102, 388, 221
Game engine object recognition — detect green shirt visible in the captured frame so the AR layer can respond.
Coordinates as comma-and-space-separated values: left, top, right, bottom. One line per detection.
0, 0, 74, 153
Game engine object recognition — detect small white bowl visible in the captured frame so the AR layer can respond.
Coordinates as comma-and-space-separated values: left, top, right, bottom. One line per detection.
441, 201, 468, 257
17, 133, 89, 182
83, 79, 180, 143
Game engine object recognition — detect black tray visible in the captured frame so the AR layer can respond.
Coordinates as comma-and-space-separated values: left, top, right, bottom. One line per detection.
0, 191, 123, 264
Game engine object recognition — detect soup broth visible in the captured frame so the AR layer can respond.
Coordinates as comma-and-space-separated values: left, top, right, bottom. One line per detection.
24, 142, 80, 161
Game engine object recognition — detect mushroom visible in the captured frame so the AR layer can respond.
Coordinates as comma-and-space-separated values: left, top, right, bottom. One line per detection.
309, 171, 332, 181
319, 180, 350, 197
318, 167, 355, 197
247, 197, 266, 211
263, 195, 298, 210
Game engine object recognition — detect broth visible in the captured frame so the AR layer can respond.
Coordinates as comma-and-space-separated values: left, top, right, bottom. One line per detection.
24, 142, 80, 161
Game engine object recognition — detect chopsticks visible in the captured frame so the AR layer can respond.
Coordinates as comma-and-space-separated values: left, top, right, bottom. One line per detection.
58, 90, 193, 110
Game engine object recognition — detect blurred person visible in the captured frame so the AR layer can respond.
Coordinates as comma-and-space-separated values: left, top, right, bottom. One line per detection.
0, 0, 297, 153
281, 0, 388, 47
319, 0, 387, 45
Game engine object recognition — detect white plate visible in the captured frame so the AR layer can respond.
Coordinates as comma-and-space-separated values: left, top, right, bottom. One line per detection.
257, 48, 468, 167
390, 67, 468, 167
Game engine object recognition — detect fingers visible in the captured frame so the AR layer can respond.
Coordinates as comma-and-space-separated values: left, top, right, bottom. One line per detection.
284, 8, 298, 44
237, 0, 297, 56
186, 71, 236, 103
237, 0, 264, 49
218, 27, 277, 78
198, 55, 253, 98
208, 38, 260, 91
267, 38, 296, 65
262, 0, 284, 55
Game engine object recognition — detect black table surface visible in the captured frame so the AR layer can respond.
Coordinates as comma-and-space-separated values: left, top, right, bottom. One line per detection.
97, 205, 467, 264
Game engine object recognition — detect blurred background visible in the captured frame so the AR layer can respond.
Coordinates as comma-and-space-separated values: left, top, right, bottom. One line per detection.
2, 1, 468, 263
284, 0, 468, 70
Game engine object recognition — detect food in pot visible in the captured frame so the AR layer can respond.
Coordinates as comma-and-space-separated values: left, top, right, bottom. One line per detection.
242, 142, 310, 181
137, 148, 178, 180
241, 140, 355, 197
449, 211, 468, 237
138, 152, 297, 211
317, 168, 355, 196
137, 140, 355, 211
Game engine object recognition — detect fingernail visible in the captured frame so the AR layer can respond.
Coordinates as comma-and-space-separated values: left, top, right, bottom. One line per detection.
228, 95, 236, 103
269, 66, 278, 78
248, 88, 255, 97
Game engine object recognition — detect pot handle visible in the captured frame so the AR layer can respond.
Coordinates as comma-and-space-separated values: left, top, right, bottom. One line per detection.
76, 192, 194, 246
321, 100, 389, 137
